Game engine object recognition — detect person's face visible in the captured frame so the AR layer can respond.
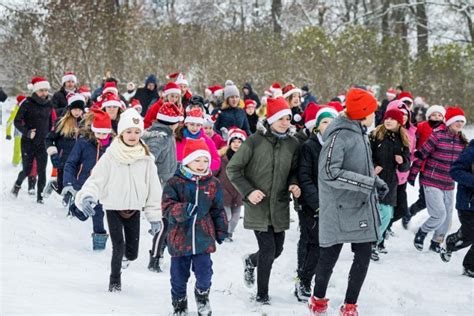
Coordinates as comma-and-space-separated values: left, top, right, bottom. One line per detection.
245, 106, 256, 115
186, 122, 202, 134
105, 106, 119, 120
187, 156, 209, 174
361, 112, 375, 127
383, 117, 400, 131
402, 114, 408, 125
70, 108, 83, 118
65, 81, 76, 90
228, 96, 240, 107
318, 117, 334, 135
35, 89, 49, 99
122, 127, 141, 146
167, 93, 180, 104
449, 121, 465, 134
271, 115, 291, 133
179, 84, 188, 94
94, 132, 109, 140
429, 112, 444, 121
289, 93, 301, 107
203, 125, 214, 137
243, 88, 249, 95
146, 83, 155, 91
230, 139, 243, 152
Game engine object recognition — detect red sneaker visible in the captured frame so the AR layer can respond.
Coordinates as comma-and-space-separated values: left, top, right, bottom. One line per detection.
339, 303, 358, 316
308, 296, 329, 315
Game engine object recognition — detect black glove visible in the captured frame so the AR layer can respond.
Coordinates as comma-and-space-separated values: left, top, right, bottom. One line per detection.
6, 135, 12, 140
414, 151, 423, 160
375, 177, 389, 201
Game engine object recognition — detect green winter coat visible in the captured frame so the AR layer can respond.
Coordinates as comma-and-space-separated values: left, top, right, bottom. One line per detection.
226, 121, 299, 233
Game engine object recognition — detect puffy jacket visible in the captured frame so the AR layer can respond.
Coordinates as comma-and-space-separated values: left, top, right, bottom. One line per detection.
45, 118, 81, 169
176, 129, 221, 173
51, 87, 70, 116
214, 104, 251, 136
134, 75, 159, 115
298, 132, 323, 212
450, 140, 474, 212
162, 167, 228, 257
14, 93, 53, 146
215, 153, 243, 208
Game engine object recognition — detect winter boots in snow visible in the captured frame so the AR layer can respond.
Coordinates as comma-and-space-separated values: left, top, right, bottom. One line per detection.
122, 258, 130, 270
414, 228, 427, 251
109, 274, 121, 292
28, 176, 36, 195
148, 250, 162, 273
92, 233, 108, 251
42, 179, 57, 198
429, 240, 441, 253
308, 296, 329, 316
255, 293, 270, 305
463, 268, 474, 278
339, 303, 359, 316
243, 255, 255, 287
172, 296, 188, 315
11, 184, 21, 198
294, 278, 311, 302
440, 248, 452, 262
195, 288, 211, 315
370, 245, 380, 261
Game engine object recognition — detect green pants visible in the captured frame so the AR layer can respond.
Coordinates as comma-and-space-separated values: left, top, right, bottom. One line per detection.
12, 135, 21, 166
378, 203, 394, 245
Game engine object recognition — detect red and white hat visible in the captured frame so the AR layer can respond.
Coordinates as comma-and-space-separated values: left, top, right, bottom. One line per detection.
157, 102, 184, 123
445, 106, 466, 126
102, 81, 118, 96
16, 95, 27, 106
118, 108, 144, 136
78, 85, 91, 99
266, 97, 292, 124
61, 72, 77, 85
326, 101, 344, 112
90, 109, 112, 134
228, 127, 247, 145
269, 82, 283, 97
397, 91, 414, 105
205, 85, 224, 98
28, 77, 50, 92
167, 72, 189, 86
130, 99, 142, 113
182, 138, 211, 166
303, 102, 321, 131
67, 92, 85, 110
282, 84, 302, 99
164, 81, 181, 96
101, 93, 124, 110
244, 99, 257, 109
386, 88, 396, 98
425, 105, 446, 119
185, 107, 205, 125
204, 113, 220, 126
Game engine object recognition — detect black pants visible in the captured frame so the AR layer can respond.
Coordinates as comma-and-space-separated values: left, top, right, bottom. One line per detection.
15, 139, 47, 198
150, 217, 168, 258
106, 210, 140, 278
297, 208, 320, 285
446, 210, 474, 270
248, 226, 285, 296
408, 178, 426, 217
53, 168, 65, 195
313, 242, 372, 304
388, 183, 408, 230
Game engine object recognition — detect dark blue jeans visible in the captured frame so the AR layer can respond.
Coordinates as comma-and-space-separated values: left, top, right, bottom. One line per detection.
170, 253, 213, 299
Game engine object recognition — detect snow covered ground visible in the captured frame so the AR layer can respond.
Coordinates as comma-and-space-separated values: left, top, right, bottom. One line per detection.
1, 102, 473, 315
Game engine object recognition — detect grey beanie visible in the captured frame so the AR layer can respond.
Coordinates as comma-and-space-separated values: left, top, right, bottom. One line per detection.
224, 80, 240, 99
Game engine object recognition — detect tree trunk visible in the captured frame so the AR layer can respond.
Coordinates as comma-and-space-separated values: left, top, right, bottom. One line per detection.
271, 0, 282, 34
416, 0, 428, 56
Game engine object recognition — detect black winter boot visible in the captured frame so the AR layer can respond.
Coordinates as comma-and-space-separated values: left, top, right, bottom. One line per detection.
148, 250, 162, 273
172, 296, 188, 315
294, 278, 311, 302
28, 176, 36, 195
463, 268, 474, 278
414, 228, 427, 251
109, 274, 121, 292
255, 293, 270, 305
11, 183, 21, 198
429, 240, 441, 253
243, 255, 255, 287
195, 288, 211, 315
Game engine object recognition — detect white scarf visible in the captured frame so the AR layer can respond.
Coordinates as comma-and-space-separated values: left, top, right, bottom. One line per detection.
108, 137, 148, 164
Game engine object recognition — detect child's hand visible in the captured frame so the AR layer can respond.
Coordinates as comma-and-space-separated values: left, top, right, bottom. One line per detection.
375, 166, 383, 175
289, 185, 301, 198
248, 190, 266, 205
395, 155, 403, 165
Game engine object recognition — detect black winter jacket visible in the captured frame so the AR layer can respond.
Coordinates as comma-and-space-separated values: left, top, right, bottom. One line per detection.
298, 132, 323, 212
14, 93, 53, 146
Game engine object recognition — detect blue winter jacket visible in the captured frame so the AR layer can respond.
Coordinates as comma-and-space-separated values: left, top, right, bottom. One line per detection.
214, 106, 251, 136
450, 139, 474, 212
44, 118, 81, 169
63, 136, 109, 191
162, 166, 228, 257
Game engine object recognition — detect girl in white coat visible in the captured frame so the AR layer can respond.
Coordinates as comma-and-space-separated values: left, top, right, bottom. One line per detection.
75, 108, 163, 292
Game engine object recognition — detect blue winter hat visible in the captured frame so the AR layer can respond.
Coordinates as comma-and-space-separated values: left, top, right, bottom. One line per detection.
145, 74, 157, 86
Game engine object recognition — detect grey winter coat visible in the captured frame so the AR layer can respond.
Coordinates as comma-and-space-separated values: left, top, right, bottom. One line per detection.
142, 122, 177, 184
318, 114, 382, 247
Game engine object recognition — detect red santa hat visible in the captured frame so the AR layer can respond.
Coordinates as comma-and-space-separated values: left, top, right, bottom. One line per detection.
244, 99, 257, 110
269, 82, 283, 97
157, 102, 184, 123
204, 112, 220, 126
102, 81, 118, 96
228, 127, 247, 145
184, 107, 205, 125
78, 85, 91, 98
386, 88, 397, 98
425, 105, 446, 119
303, 102, 321, 131
130, 98, 142, 113
397, 91, 414, 105
66, 92, 85, 110
282, 84, 302, 99
61, 72, 77, 85
16, 95, 27, 106
167, 72, 189, 86
90, 108, 112, 134
28, 77, 50, 92
101, 93, 124, 110
266, 97, 292, 124
164, 81, 181, 96
182, 138, 211, 166
326, 101, 344, 112
444, 106, 466, 126
206, 85, 224, 98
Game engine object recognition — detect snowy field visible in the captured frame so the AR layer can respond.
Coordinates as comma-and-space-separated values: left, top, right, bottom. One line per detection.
1, 100, 473, 315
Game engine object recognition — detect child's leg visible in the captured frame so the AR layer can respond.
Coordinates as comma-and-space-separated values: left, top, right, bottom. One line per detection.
313, 243, 343, 298
432, 189, 454, 243
170, 256, 192, 299
228, 206, 242, 234
378, 204, 394, 245
345, 242, 372, 304
106, 211, 125, 278
459, 211, 474, 271
123, 211, 140, 261
299, 213, 320, 286
224, 206, 232, 228
191, 253, 213, 292
92, 204, 107, 234
13, 136, 22, 166
421, 186, 447, 234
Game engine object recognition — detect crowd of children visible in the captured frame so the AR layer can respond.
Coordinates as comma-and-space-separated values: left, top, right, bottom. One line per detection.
4, 71, 473, 316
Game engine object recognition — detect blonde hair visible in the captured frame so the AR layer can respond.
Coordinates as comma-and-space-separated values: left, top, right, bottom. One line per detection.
373, 124, 410, 147
56, 110, 80, 138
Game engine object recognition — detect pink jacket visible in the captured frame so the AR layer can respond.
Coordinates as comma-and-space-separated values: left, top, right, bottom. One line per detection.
176, 129, 222, 172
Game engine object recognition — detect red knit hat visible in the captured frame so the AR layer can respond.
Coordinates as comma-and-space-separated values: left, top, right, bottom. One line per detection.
397, 91, 414, 105
130, 98, 142, 113
182, 138, 211, 166
303, 102, 321, 131
164, 81, 181, 96
345, 88, 378, 120
90, 109, 112, 134
266, 97, 292, 124
185, 107, 205, 125
28, 77, 50, 92
228, 127, 247, 145
101, 93, 124, 110
62, 72, 77, 85
383, 109, 404, 126
16, 95, 27, 106
282, 84, 302, 99
244, 99, 257, 109
445, 106, 466, 126
102, 81, 118, 96
157, 102, 184, 123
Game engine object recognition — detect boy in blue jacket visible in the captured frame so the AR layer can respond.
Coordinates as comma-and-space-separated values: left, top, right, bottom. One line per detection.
162, 138, 228, 316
